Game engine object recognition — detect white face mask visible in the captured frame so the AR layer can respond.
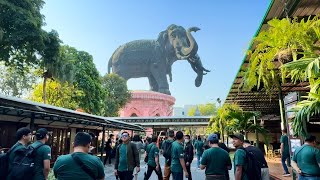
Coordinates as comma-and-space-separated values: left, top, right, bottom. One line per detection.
185, 139, 190, 143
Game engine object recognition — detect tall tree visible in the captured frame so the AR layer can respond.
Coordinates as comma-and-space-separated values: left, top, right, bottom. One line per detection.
101, 73, 131, 117
29, 80, 83, 110
0, 0, 46, 69
188, 103, 217, 116
0, 63, 38, 97
73, 50, 105, 115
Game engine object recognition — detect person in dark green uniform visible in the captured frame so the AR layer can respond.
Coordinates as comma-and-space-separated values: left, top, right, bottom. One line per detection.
31, 128, 52, 180
194, 136, 204, 169
280, 129, 291, 177
200, 133, 232, 180
162, 130, 175, 180
53, 132, 105, 180
144, 135, 162, 180
171, 131, 189, 180
291, 135, 320, 180
230, 133, 248, 180
6, 127, 32, 180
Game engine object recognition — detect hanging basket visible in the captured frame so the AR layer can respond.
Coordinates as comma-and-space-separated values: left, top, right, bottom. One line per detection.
276, 48, 293, 64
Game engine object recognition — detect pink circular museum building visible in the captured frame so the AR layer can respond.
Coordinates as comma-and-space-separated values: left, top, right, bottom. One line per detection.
119, 90, 175, 117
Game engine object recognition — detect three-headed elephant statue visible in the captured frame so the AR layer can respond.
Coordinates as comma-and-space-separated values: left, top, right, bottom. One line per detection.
108, 24, 209, 95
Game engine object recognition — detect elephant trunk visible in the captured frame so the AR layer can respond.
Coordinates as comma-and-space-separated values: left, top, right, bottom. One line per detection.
180, 27, 200, 58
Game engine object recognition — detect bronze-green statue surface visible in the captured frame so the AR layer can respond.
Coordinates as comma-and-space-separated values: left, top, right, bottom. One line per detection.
108, 24, 209, 95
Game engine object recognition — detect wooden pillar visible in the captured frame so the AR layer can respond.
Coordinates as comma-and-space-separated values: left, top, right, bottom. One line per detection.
69, 128, 76, 153
30, 113, 35, 131
101, 126, 106, 160
253, 103, 259, 147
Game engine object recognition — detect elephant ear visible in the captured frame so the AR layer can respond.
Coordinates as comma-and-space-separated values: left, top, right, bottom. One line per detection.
157, 30, 168, 47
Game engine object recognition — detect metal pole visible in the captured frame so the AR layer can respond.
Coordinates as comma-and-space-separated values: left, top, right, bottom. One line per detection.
101, 126, 106, 161
278, 90, 286, 130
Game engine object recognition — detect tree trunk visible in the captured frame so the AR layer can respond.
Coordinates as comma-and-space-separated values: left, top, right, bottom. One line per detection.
245, 132, 248, 140
43, 76, 47, 104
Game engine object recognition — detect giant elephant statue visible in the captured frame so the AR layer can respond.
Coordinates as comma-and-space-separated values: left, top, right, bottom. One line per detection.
108, 24, 209, 95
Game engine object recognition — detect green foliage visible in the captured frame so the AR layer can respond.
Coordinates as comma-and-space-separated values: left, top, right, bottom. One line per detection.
243, 16, 320, 93
188, 103, 217, 116
0, 0, 46, 70
101, 73, 131, 117
29, 80, 84, 109
206, 104, 266, 141
0, 63, 38, 97
73, 49, 105, 115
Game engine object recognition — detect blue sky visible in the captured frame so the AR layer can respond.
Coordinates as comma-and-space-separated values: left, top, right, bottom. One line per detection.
42, 0, 270, 107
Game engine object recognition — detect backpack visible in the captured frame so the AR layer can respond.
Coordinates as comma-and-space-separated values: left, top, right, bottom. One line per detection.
8, 144, 44, 180
239, 147, 262, 180
162, 140, 173, 165
0, 143, 20, 179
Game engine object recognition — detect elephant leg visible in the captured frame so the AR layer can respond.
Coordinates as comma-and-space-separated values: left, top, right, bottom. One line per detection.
151, 68, 170, 95
148, 75, 159, 92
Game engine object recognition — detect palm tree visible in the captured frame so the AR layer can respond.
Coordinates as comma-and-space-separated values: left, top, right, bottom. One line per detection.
227, 110, 266, 140
40, 31, 76, 103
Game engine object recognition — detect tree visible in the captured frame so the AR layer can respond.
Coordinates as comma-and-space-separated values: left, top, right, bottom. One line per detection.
101, 73, 131, 117
206, 103, 241, 142
188, 103, 217, 116
0, 63, 38, 97
243, 17, 320, 93
227, 110, 266, 140
73, 50, 105, 115
29, 80, 83, 110
0, 0, 47, 69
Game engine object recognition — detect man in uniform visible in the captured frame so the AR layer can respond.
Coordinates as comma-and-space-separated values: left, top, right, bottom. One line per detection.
31, 128, 52, 180
200, 133, 232, 180
171, 131, 189, 180
291, 135, 320, 179
53, 132, 105, 180
230, 133, 248, 180
144, 135, 162, 180
280, 129, 291, 177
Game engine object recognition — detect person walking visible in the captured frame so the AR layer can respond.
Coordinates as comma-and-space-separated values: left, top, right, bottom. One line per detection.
114, 132, 140, 180
280, 129, 291, 177
132, 134, 144, 161
171, 131, 189, 180
104, 134, 114, 165
31, 128, 52, 180
230, 134, 248, 180
6, 127, 32, 180
194, 136, 204, 170
243, 140, 270, 180
184, 135, 194, 180
144, 135, 163, 180
291, 135, 320, 180
53, 132, 105, 180
162, 130, 175, 180
200, 134, 232, 180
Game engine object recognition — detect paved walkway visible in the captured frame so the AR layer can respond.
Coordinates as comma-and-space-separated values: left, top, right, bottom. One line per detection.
104, 155, 235, 180
267, 157, 294, 180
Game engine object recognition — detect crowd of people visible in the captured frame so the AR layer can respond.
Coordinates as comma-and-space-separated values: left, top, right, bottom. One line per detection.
0, 127, 319, 180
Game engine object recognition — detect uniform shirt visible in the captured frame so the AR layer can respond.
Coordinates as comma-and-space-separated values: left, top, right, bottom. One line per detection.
146, 143, 159, 167
292, 144, 320, 176
194, 140, 204, 155
201, 147, 231, 175
280, 135, 290, 155
53, 152, 105, 180
234, 148, 248, 180
171, 141, 184, 172
118, 144, 128, 171
31, 141, 52, 180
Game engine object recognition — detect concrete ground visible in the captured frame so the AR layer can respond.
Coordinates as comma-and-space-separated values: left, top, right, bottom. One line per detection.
104, 155, 235, 180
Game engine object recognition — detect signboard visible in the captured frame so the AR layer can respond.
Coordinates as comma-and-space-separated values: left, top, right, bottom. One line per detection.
284, 92, 302, 156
